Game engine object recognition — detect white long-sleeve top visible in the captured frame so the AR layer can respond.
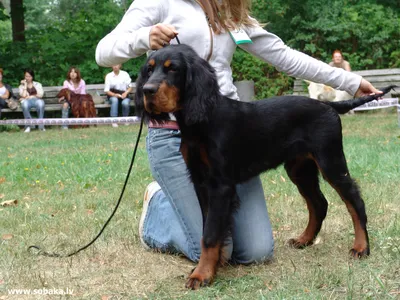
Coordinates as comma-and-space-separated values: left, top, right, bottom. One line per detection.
96, 0, 362, 99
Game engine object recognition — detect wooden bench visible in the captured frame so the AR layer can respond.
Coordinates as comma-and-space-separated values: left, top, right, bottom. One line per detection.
293, 68, 400, 98
1, 83, 136, 115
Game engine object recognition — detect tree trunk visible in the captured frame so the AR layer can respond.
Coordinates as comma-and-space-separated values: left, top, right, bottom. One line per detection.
10, 0, 25, 42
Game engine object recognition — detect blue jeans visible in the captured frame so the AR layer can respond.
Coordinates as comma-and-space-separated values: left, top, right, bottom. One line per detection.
21, 98, 45, 130
61, 102, 69, 129
141, 128, 274, 264
107, 96, 130, 117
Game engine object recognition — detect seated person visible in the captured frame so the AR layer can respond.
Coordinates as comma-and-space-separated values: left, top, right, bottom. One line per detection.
18, 68, 46, 133
329, 50, 352, 71
104, 64, 133, 127
0, 68, 10, 117
58, 66, 87, 129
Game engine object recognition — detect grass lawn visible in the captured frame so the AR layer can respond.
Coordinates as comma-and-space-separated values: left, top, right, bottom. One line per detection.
0, 110, 399, 299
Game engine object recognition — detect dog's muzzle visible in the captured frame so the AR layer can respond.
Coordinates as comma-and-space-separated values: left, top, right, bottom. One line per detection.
143, 83, 160, 114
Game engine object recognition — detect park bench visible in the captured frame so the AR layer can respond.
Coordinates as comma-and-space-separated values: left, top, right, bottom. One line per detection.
0, 83, 137, 115
293, 68, 400, 98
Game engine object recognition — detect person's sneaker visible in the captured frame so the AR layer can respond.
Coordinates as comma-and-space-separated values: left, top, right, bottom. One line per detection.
139, 181, 161, 250
40, 128, 46, 132
24, 127, 31, 133
112, 123, 118, 128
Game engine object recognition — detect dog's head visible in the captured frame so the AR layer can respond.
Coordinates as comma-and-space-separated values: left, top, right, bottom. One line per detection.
135, 44, 220, 125
57, 88, 72, 101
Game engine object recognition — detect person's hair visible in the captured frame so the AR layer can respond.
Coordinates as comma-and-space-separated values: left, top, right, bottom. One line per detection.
200, 0, 258, 34
67, 66, 82, 83
0, 68, 3, 76
332, 49, 343, 58
24, 68, 35, 81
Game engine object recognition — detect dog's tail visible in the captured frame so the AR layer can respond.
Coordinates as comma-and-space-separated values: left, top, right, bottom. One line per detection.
323, 85, 397, 114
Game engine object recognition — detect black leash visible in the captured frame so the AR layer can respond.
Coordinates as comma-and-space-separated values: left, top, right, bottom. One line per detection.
28, 113, 145, 257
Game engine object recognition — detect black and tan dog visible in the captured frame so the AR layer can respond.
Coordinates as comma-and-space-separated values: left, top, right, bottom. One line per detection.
135, 44, 394, 289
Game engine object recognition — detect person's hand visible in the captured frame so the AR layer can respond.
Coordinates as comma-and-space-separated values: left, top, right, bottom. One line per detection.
354, 78, 383, 98
58, 96, 65, 103
20, 79, 27, 86
149, 23, 178, 50
115, 93, 122, 99
121, 92, 128, 99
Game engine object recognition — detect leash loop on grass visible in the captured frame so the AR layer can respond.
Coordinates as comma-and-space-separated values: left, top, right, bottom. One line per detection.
27, 113, 145, 258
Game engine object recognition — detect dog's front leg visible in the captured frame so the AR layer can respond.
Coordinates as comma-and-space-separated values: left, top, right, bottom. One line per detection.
185, 181, 235, 290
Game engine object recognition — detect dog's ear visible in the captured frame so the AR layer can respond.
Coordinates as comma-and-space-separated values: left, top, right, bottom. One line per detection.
135, 64, 150, 123
183, 56, 219, 125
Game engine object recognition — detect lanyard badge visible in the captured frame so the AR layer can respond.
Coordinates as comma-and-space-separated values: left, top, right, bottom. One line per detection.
229, 27, 252, 45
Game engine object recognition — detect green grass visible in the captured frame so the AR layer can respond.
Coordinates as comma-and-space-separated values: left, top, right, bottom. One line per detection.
0, 110, 399, 299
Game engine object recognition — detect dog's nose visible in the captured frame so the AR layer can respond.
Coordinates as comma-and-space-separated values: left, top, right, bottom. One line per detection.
143, 83, 158, 95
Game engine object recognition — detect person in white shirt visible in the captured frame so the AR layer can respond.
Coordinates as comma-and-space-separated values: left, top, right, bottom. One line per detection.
104, 64, 133, 127
96, 0, 382, 264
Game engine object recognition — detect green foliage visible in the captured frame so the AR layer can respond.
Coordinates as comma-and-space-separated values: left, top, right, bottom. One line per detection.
0, 7, 11, 43
0, 0, 398, 97
232, 48, 293, 99
0, 0, 143, 87
251, 0, 400, 71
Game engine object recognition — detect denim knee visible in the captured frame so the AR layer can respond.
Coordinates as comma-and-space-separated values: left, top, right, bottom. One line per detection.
36, 100, 45, 109
21, 100, 29, 111
122, 99, 130, 107
109, 96, 118, 104
233, 241, 274, 265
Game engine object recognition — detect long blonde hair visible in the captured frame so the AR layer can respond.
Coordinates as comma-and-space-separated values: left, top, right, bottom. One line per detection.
198, 0, 258, 33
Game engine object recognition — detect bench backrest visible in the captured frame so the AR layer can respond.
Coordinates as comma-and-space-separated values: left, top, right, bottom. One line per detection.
11, 83, 137, 104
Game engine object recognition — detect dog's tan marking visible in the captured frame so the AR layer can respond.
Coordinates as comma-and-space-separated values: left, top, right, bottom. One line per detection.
185, 239, 221, 290
180, 141, 188, 165
153, 81, 180, 113
164, 59, 171, 68
148, 59, 155, 67
309, 154, 369, 257
344, 202, 369, 255
200, 144, 210, 167
288, 155, 319, 247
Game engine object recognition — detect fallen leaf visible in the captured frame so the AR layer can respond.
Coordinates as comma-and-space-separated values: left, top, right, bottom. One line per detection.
0, 194, 4, 199
1, 200, 18, 207
2, 234, 13, 240
0, 177, 5, 184
280, 225, 292, 231
101, 296, 111, 300
280, 175, 286, 182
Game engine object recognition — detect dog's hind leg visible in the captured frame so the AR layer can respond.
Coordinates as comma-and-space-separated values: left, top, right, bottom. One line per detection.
285, 157, 328, 248
315, 151, 370, 258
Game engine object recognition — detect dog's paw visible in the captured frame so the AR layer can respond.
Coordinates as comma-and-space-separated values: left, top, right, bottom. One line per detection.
185, 276, 212, 290
349, 247, 370, 258
287, 238, 313, 249
185, 267, 214, 290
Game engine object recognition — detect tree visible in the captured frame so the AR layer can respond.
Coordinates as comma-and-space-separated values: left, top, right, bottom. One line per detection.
10, 0, 25, 42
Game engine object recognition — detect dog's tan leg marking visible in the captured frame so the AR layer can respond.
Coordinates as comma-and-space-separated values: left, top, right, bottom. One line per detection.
288, 198, 318, 248
344, 202, 369, 257
185, 239, 220, 290
310, 155, 369, 258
